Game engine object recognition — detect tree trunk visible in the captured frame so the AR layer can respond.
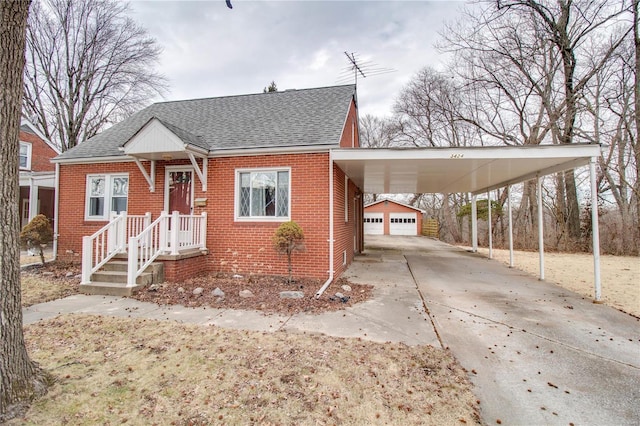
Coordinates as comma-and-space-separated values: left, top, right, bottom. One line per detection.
634, 0, 640, 254
1, 1, 50, 421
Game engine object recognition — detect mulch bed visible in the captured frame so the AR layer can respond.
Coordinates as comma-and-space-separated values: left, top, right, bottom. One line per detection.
131, 273, 374, 315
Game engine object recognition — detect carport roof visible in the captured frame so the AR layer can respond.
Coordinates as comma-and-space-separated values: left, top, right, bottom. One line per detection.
333, 144, 602, 194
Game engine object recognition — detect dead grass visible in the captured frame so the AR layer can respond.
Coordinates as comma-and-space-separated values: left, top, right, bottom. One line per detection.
14, 315, 480, 425
468, 247, 640, 317
20, 263, 80, 307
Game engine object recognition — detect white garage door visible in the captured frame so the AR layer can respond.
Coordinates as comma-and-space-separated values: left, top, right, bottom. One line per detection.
364, 212, 384, 235
389, 213, 417, 235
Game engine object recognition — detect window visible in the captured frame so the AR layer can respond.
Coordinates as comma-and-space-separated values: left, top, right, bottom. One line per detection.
237, 169, 290, 220
86, 174, 129, 220
19, 142, 31, 170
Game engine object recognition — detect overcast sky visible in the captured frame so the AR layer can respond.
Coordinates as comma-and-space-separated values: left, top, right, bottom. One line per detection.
129, 0, 467, 117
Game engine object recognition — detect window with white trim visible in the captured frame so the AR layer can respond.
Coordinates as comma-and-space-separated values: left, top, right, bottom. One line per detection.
86, 174, 129, 220
236, 169, 290, 220
19, 142, 31, 170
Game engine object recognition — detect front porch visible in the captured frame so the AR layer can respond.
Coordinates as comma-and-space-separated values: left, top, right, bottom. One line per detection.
80, 211, 208, 296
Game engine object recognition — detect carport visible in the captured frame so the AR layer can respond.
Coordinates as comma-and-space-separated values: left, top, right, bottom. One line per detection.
332, 143, 604, 301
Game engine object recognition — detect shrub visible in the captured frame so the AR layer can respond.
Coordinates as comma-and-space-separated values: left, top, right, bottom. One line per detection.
273, 221, 305, 284
20, 214, 53, 265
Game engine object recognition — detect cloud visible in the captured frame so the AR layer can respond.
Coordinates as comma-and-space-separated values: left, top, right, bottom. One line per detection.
129, 0, 465, 116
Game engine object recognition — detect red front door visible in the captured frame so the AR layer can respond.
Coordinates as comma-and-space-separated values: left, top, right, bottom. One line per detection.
168, 171, 192, 215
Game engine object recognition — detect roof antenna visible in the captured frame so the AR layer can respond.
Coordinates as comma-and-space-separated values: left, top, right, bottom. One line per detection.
337, 51, 395, 87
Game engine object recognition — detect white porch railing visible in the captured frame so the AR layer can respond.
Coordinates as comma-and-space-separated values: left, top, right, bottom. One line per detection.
81, 212, 152, 285
127, 211, 207, 287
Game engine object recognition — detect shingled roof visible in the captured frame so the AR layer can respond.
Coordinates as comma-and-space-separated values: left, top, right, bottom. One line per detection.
55, 84, 357, 161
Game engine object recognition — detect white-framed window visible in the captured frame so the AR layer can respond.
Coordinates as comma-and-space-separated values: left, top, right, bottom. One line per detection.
235, 168, 290, 221
19, 142, 31, 170
85, 174, 129, 220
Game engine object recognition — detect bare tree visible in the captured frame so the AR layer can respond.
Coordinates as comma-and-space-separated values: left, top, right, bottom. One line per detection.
581, 38, 638, 253
23, 0, 167, 151
1, 1, 51, 421
491, 0, 633, 241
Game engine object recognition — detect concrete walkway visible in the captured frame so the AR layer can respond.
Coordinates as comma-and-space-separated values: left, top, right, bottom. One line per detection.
367, 235, 639, 426
23, 249, 439, 347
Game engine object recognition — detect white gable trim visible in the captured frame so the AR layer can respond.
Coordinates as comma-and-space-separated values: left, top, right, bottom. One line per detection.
124, 118, 187, 156
20, 119, 61, 154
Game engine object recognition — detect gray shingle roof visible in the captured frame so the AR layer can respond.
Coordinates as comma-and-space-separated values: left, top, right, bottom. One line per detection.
55, 84, 356, 161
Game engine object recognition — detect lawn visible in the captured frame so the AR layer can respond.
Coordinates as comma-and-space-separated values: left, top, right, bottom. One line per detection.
12, 315, 480, 425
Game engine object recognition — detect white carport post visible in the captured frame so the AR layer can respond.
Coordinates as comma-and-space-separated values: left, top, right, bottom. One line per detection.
507, 185, 514, 268
471, 194, 478, 253
487, 191, 493, 259
537, 176, 545, 281
589, 157, 602, 302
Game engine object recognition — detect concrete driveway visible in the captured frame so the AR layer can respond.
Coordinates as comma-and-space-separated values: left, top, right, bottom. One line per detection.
365, 235, 640, 426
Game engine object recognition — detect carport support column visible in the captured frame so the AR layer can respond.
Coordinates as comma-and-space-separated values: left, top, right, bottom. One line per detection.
537, 176, 545, 281
589, 157, 602, 302
471, 194, 478, 253
507, 185, 514, 268
487, 191, 493, 259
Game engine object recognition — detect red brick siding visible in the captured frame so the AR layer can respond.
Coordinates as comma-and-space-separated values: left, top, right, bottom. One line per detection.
332, 165, 359, 277
57, 153, 342, 280
19, 130, 57, 172
339, 100, 360, 148
364, 201, 423, 235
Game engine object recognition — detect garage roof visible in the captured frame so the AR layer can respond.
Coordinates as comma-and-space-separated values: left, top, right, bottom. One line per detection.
333, 144, 602, 194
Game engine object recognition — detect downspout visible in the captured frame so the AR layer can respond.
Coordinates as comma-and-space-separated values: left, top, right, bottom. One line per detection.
52, 163, 60, 260
315, 150, 335, 298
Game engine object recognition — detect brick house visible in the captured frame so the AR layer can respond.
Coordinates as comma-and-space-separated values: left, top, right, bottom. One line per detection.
19, 119, 60, 229
53, 85, 364, 295
364, 199, 424, 236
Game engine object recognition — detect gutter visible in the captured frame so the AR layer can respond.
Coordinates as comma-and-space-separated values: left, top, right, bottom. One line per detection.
315, 150, 335, 298
52, 163, 60, 260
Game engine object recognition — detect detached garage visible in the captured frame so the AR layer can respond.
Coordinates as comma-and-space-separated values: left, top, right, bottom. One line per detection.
364, 200, 424, 236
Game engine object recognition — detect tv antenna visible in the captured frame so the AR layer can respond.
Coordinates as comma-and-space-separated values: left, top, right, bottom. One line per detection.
337, 51, 395, 86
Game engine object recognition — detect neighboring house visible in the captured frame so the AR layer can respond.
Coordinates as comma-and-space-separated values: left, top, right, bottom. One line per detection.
53, 85, 363, 294
19, 119, 60, 229
364, 199, 424, 236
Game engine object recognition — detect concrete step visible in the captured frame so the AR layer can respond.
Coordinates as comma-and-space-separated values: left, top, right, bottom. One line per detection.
90, 270, 154, 285
100, 260, 163, 277
79, 281, 143, 297
97, 260, 164, 284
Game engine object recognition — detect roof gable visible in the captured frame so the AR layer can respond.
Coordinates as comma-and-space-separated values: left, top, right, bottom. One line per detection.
364, 199, 425, 214
123, 118, 207, 160
55, 84, 357, 162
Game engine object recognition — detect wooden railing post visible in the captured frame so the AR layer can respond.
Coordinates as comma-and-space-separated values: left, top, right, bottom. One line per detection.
127, 236, 138, 287
118, 212, 127, 252
159, 211, 168, 252
81, 236, 92, 284
200, 212, 207, 249
170, 211, 180, 255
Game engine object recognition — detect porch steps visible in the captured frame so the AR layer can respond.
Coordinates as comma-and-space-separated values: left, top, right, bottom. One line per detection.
79, 260, 164, 297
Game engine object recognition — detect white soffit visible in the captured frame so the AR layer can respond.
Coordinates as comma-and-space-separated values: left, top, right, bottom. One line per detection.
333, 144, 602, 195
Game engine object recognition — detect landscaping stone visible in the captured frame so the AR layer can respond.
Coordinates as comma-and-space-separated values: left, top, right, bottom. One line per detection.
341, 284, 352, 292
239, 289, 254, 298
177, 287, 185, 293
149, 284, 160, 291
280, 291, 304, 299
192, 287, 204, 295
212, 287, 225, 297
335, 292, 345, 299
42, 271, 54, 276
65, 272, 74, 278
